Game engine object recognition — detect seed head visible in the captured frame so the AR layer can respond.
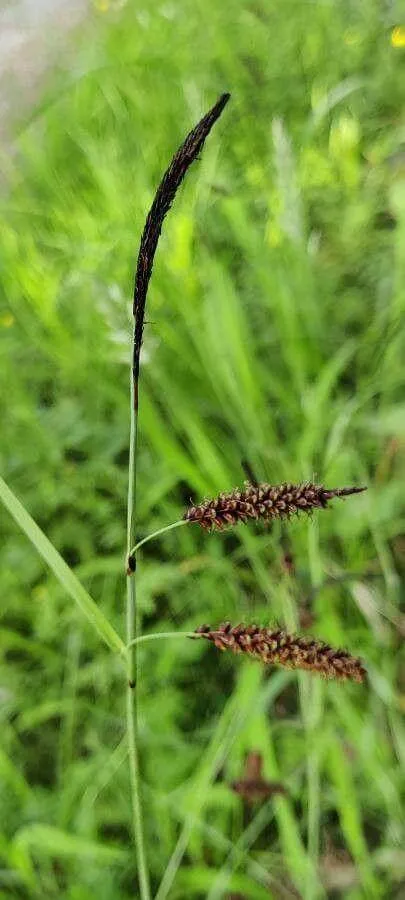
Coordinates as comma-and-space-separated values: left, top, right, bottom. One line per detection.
184, 482, 367, 531
195, 622, 366, 683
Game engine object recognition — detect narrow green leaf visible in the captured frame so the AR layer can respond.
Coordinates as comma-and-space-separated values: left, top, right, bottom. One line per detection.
326, 737, 380, 897
13, 824, 126, 863
0, 748, 30, 802
0, 474, 126, 656
173, 865, 274, 899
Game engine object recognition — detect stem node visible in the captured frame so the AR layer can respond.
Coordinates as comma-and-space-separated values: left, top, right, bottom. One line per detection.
126, 553, 136, 575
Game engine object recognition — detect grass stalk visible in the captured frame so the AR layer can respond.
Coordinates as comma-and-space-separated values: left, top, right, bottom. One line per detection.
126, 375, 151, 899
127, 631, 197, 650
129, 519, 188, 557
125, 94, 230, 896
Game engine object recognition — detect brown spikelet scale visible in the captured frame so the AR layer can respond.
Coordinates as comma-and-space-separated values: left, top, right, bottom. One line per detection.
184, 482, 367, 531
195, 622, 366, 683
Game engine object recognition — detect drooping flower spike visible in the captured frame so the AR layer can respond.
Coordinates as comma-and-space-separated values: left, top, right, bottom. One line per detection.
195, 622, 366, 683
185, 481, 366, 531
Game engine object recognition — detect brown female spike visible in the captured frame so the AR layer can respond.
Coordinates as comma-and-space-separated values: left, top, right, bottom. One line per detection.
195, 622, 366, 683
184, 481, 367, 530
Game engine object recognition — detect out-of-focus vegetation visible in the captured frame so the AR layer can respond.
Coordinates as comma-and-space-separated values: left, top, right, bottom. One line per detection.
1, 1, 405, 897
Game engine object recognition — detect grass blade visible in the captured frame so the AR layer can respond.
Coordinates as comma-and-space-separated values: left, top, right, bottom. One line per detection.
0, 474, 125, 656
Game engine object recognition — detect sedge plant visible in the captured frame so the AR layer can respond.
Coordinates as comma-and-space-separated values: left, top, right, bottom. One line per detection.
0, 93, 368, 899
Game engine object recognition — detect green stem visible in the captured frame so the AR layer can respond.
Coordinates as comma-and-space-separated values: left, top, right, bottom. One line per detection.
126, 375, 151, 900
129, 519, 188, 557
127, 631, 199, 650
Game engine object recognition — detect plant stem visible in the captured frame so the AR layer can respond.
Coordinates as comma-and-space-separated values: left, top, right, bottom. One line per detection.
129, 519, 188, 558
127, 94, 229, 900
127, 631, 198, 650
126, 375, 151, 900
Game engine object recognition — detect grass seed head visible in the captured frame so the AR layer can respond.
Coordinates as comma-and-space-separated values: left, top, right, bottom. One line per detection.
195, 622, 366, 682
184, 482, 367, 530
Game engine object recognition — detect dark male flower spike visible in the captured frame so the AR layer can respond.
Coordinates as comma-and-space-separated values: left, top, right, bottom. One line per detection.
127, 93, 230, 576
195, 622, 366, 682
184, 481, 367, 530
133, 92, 230, 388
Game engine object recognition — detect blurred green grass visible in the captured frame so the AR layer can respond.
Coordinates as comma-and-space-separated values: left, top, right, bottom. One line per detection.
0, 0, 405, 897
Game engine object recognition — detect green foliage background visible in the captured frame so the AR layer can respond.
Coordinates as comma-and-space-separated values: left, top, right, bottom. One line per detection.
1, 0, 405, 897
